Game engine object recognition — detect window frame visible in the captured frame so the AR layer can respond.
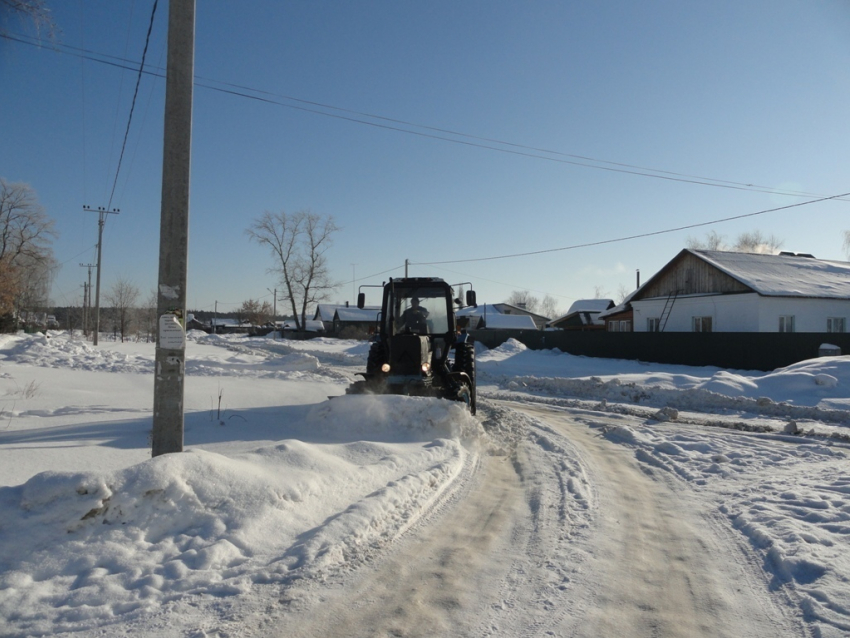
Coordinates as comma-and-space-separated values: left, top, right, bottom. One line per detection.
691, 316, 713, 332
827, 317, 846, 333
778, 315, 795, 333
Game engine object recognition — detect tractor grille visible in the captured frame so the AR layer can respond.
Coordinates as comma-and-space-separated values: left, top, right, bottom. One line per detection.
390, 335, 430, 376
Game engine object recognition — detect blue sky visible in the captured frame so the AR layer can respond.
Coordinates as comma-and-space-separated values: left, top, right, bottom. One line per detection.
2, 1, 849, 317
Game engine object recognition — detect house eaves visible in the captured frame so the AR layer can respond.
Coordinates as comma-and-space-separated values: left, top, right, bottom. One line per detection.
692, 250, 850, 299
632, 249, 850, 302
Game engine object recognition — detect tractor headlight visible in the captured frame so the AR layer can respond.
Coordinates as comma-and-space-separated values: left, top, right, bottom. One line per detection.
421, 362, 431, 374
381, 363, 391, 373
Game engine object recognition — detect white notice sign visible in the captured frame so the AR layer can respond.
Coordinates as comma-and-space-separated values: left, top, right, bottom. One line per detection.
159, 314, 185, 349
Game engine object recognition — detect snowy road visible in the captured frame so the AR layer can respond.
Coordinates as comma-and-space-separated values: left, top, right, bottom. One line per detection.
512, 403, 802, 638
259, 401, 806, 637
278, 452, 526, 638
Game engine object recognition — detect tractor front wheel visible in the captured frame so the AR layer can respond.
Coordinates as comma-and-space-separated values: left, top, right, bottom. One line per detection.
453, 342, 476, 415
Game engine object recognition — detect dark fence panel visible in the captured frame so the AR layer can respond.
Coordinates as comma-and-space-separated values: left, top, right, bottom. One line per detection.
469, 330, 850, 371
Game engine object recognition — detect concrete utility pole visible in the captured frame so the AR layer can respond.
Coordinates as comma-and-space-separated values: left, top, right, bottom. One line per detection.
79, 263, 95, 337
152, 0, 195, 458
83, 206, 119, 345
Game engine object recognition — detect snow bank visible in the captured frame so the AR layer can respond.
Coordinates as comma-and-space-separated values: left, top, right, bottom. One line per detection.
0, 398, 474, 636
599, 422, 850, 634
477, 339, 850, 418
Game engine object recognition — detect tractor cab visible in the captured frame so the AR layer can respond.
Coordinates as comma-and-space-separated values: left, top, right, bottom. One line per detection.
386, 281, 452, 334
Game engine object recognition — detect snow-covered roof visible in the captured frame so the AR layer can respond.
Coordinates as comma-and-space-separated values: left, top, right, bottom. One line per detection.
314, 304, 348, 322
314, 304, 379, 322
598, 301, 631, 319
493, 302, 551, 321
334, 308, 380, 323
456, 303, 502, 317
209, 318, 239, 326
693, 250, 850, 298
549, 310, 606, 327
565, 299, 614, 315
282, 319, 325, 332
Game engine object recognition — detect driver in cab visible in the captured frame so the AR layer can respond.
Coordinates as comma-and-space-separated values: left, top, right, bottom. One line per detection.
398, 297, 429, 333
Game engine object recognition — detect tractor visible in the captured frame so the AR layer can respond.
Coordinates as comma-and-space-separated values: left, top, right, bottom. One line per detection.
345, 277, 478, 414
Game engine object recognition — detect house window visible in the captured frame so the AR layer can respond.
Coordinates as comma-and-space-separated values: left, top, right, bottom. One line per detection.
620, 320, 631, 332
647, 317, 660, 332
609, 321, 619, 332
827, 317, 846, 333
779, 315, 795, 333
692, 316, 712, 332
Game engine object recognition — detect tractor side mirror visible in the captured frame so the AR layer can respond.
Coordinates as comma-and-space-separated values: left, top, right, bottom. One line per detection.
357, 292, 365, 309
466, 290, 477, 308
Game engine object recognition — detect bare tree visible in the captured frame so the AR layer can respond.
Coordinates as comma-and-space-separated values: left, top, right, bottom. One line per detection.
246, 210, 339, 330
592, 285, 609, 300
687, 230, 726, 251
239, 299, 272, 326
733, 230, 783, 254
138, 289, 157, 342
506, 290, 539, 313
0, 179, 57, 328
105, 278, 139, 342
12, 252, 56, 325
539, 294, 560, 320
0, 0, 57, 39
687, 229, 783, 254
0, 179, 55, 265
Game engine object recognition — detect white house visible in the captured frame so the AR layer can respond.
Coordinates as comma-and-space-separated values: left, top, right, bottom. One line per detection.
630, 249, 850, 333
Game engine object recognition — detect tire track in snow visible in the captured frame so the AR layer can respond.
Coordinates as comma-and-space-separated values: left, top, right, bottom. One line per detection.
272, 449, 525, 638
514, 404, 804, 638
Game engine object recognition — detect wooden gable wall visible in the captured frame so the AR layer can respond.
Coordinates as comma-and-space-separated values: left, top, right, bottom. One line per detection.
638, 252, 752, 300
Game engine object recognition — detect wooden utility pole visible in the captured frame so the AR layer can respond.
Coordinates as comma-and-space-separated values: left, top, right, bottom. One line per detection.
83, 206, 119, 345
152, 0, 195, 457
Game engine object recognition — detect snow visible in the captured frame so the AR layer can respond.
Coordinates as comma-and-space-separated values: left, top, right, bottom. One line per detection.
565, 298, 614, 314
694, 249, 850, 298
456, 304, 540, 330
1, 331, 850, 636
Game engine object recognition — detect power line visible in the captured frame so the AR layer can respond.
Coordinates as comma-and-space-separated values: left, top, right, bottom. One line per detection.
105, 0, 159, 210
6, 32, 847, 202
424, 263, 578, 302
414, 191, 850, 266
57, 243, 99, 267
